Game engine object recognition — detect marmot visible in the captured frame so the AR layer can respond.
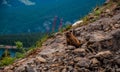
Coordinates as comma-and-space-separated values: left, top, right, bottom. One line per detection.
65, 30, 81, 47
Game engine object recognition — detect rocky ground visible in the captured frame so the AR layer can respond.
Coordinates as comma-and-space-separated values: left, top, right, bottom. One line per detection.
1, 1, 120, 72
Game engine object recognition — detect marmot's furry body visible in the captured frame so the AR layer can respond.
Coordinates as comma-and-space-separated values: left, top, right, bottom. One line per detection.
65, 31, 81, 47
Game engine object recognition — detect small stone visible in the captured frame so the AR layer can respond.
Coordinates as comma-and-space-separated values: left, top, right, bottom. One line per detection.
76, 58, 90, 68
90, 58, 100, 67
31, 64, 36, 68
116, 68, 120, 72
55, 38, 63, 43
74, 48, 86, 53
74, 57, 82, 62
75, 31, 80, 36
106, 9, 110, 13
67, 45, 76, 50
78, 68, 89, 72
114, 24, 120, 28
73, 48, 87, 56
61, 68, 67, 72
36, 68, 41, 72
72, 20, 83, 27
103, 59, 112, 64
7, 70, 13, 72
51, 63, 60, 67
36, 56, 46, 63
24, 66, 36, 72
67, 66, 73, 71
69, 61, 74, 65
4, 66, 10, 70
116, 59, 120, 65
105, 27, 110, 31
95, 51, 112, 59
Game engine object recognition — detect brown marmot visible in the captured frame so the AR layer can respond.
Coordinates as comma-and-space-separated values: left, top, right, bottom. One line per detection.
65, 30, 81, 48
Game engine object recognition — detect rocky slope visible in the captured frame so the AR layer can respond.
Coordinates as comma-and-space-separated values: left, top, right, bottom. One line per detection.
1, 1, 120, 72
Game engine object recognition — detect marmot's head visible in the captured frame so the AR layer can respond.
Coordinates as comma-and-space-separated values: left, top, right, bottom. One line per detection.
65, 31, 72, 37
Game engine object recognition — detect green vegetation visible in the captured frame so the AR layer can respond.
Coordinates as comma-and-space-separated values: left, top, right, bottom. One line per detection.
106, 1, 113, 8
15, 41, 25, 53
82, 15, 89, 24
72, 1, 118, 29
83, 6, 102, 23
14, 41, 26, 59
36, 34, 49, 47
0, 48, 14, 67
0, 57, 15, 67
0, 33, 50, 67
15, 52, 25, 58
94, 9, 102, 16
25, 34, 49, 56
0, 41, 25, 67
59, 24, 72, 32
0, 33, 43, 47
15, 41, 23, 49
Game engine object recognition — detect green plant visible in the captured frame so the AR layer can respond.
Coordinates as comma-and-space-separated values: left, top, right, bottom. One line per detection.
59, 24, 72, 32
15, 41, 25, 53
15, 41, 23, 48
15, 52, 25, 58
65, 24, 72, 30
82, 16, 89, 24
105, 1, 114, 8
0, 57, 15, 67
94, 10, 101, 16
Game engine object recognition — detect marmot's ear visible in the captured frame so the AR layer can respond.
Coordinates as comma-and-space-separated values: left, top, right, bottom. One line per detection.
69, 29, 76, 35
70, 29, 74, 33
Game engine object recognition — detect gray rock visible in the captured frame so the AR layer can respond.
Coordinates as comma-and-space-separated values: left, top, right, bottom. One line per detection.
67, 45, 76, 50
76, 58, 90, 68
116, 68, 120, 72
24, 66, 36, 72
94, 51, 112, 59
36, 56, 46, 63
90, 58, 100, 67
73, 48, 87, 57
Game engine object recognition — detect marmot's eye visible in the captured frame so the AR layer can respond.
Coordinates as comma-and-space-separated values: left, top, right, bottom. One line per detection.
70, 30, 72, 32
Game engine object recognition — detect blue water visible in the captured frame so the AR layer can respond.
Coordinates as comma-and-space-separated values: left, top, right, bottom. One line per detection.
0, 0, 105, 34
0, 48, 17, 58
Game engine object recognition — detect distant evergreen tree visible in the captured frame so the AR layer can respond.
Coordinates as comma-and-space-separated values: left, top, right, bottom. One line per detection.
15, 41, 23, 49
15, 41, 25, 53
